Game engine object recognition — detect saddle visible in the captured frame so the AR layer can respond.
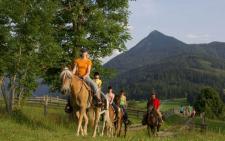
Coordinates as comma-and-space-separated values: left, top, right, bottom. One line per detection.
80, 79, 102, 107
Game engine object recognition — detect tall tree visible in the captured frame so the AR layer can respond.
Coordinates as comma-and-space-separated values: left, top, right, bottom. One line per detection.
0, 0, 63, 113
45, 0, 131, 90
194, 87, 224, 119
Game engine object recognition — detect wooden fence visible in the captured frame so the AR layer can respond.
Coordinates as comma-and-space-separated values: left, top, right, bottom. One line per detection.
20, 96, 176, 120
0, 96, 177, 121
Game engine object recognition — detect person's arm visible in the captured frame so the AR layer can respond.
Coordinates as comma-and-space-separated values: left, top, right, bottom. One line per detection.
83, 64, 91, 79
99, 80, 102, 88
125, 97, 127, 108
156, 99, 160, 110
72, 64, 77, 75
110, 94, 115, 104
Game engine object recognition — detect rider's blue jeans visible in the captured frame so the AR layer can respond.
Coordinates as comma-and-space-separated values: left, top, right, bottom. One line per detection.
84, 76, 98, 96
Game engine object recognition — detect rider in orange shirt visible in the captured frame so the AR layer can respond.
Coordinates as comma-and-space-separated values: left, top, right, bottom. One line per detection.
73, 48, 101, 103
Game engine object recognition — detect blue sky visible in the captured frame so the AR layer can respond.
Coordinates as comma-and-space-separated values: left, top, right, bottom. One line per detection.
102, 0, 225, 63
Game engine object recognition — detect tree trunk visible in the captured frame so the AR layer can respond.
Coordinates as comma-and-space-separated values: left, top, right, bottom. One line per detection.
7, 75, 16, 113
0, 76, 10, 112
43, 95, 49, 116
17, 88, 24, 108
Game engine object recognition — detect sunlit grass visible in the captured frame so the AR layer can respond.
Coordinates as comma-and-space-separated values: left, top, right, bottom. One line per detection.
0, 100, 224, 141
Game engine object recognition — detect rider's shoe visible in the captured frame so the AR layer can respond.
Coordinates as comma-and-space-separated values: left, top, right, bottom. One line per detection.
125, 119, 132, 125
94, 95, 102, 106
64, 103, 73, 113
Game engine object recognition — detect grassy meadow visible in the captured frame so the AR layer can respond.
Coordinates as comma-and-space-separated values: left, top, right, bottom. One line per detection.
0, 99, 225, 141
128, 98, 187, 111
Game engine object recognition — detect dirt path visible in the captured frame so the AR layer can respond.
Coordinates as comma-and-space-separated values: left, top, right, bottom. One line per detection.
127, 111, 194, 138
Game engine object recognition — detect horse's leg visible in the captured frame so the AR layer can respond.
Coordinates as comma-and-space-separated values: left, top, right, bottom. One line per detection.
92, 108, 100, 137
147, 125, 151, 137
124, 121, 127, 138
89, 107, 95, 128
116, 116, 122, 137
101, 111, 108, 137
152, 126, 156, 137
83, 110, 89, 136
110, 126, 113, 137
76, 108, 85, 136
101, 120, 106, 136
118, 121, 122, 137
76, 111, 84, 134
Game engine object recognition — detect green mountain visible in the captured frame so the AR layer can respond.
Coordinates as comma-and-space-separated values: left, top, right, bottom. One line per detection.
104, 31, 225, 100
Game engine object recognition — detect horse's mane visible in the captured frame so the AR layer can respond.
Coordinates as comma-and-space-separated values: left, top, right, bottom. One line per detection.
60, 67, 73, 80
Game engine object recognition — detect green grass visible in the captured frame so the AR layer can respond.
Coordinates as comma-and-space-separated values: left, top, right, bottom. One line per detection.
160, 98, 187, 111
0, 101, 225, 141
128, 98, 187, 111
194, 117, 225, 133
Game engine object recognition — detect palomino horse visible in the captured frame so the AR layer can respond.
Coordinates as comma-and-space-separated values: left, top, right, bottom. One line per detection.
60, 68, 90, 136
101, 95, 130, 137
143, 105, 161, 136
88, 106, 102, 137
89, 92, 111, 137
100, 94, 116, 137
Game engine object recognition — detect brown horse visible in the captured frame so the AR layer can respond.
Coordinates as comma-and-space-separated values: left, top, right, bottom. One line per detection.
115, 95, 130, 137
143, 105, 161, 136
60, 68, 90, 136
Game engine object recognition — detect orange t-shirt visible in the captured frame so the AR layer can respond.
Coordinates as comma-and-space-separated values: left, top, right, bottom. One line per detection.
74, 58, 92, 77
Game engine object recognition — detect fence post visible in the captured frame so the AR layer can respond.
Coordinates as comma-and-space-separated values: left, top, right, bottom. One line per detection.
43, 95, 48, 116
200, 112, 206, 132
137, 111, 139, 118
56, 96, 59, 106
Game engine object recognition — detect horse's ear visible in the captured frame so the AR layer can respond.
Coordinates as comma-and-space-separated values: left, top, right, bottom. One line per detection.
68, 65, 72, 70
61, 64, 66, 70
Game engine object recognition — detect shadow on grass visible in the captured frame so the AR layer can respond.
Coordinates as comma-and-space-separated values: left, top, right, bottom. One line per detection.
12, 110, 55, 131
0, 106, 55, 131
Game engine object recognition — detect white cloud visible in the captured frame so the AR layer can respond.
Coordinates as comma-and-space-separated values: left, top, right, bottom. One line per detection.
186, 33, 210, 39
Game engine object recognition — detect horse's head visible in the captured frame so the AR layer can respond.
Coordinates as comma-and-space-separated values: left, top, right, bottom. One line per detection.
148, 105, 154, 112
60, 67, 73, 95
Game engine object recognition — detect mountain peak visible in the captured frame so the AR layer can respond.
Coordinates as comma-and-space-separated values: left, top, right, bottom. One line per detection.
148, 30, 166, 37
149, 30, 164, 35
145, 30, 186, 45
147, 30, 169, 40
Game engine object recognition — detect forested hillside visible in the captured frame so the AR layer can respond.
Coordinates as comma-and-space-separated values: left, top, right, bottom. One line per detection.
105, 31, 225, 100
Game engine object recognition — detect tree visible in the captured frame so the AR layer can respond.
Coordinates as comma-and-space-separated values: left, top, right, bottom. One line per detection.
0, 0, 131, 113
0, 0, 63, 113
44, 0, 131, 90
194, 87, 224, 119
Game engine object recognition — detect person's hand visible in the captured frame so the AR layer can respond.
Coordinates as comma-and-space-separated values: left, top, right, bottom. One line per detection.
83, 75, 88, 79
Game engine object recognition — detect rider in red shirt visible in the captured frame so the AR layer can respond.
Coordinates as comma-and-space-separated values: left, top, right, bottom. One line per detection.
147, 89, 163, 123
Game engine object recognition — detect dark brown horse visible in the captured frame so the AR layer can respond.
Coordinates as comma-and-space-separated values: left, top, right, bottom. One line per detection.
142, 105, 161, 136
114, 95, 130, 137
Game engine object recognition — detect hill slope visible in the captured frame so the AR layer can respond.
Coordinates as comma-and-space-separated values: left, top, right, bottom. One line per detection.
104, 31, 225, 100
